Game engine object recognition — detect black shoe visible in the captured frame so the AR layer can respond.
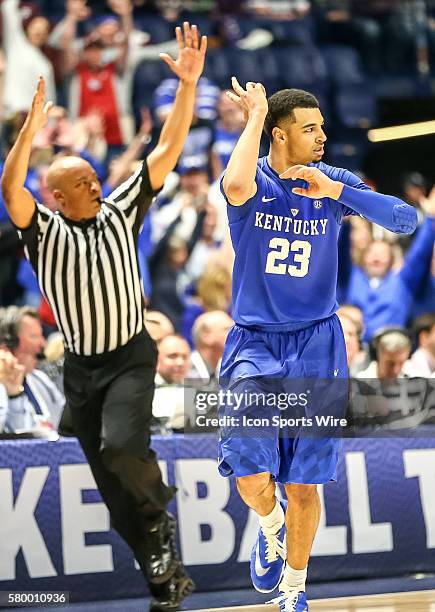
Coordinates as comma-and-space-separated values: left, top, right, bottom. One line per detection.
149, 562, 195, 611
145, 512, 179, 584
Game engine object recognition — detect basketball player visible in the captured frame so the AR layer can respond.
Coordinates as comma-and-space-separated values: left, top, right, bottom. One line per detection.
218, 80, 417, 611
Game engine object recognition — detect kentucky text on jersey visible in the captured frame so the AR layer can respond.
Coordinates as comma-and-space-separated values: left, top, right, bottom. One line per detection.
220, 157, 417, 332
254, 212, 328, 236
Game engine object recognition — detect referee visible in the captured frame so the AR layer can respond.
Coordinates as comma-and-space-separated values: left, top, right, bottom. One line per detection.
2, 23, 207, 612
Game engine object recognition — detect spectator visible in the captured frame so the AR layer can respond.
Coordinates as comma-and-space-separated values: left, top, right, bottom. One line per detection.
52, 0, 179, 137
185, 202, 221, 285
148, 201, 207, 331
152, 161, 210, 243
337, 308, 366, 375
412, 244, 435, 318
352, 327, 430, 429
1, 0, 56, 116
349, 216, 373, 267
153, 333, 191, 431
210, 90, 245, 180
154, 75, 220, 173
408, 313, 435, 377
183, 262, 232, 345
188, 310, 233, 383
344, 196, 435, 340
58, 0, 134, 159
154, 75, 219, 124
396, 172, 430, 250
358, 327, 412, 380
0, 306, 65, 435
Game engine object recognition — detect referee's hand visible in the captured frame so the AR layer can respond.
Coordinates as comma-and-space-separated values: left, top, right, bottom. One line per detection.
24, 76, 53, 137
159, 22, 207, 85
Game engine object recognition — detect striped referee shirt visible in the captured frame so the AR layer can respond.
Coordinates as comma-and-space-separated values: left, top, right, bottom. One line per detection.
17, 161, 155, 356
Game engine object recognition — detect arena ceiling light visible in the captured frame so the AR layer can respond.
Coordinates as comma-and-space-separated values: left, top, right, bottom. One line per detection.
368, 120, 435, 142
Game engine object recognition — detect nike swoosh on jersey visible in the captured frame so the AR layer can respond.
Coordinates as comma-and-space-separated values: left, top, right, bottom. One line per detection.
254, 540, 270, 576
262, 196, 276, 202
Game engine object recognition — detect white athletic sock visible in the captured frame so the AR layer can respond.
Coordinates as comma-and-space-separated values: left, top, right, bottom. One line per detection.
258, 499, 285, 532
282, 563, 307, 592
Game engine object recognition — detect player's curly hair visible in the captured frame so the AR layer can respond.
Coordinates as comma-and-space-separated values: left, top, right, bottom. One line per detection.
264, 89, 319, 142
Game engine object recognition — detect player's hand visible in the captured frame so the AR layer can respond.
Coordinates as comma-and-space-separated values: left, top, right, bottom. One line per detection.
160, 22, 207, 85
226, 78, 268, 121
419, 184, 435, 217
24, 77, 53, 136
279, 165, 344, 200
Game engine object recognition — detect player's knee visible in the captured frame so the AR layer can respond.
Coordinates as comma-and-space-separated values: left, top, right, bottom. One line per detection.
285, 483, 317, 506
236, 473, 272, 499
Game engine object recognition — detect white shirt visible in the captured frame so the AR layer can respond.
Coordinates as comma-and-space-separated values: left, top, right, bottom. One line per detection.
407, 348, 435, 377
0, 369, 65, 435
2, 0, 56, 115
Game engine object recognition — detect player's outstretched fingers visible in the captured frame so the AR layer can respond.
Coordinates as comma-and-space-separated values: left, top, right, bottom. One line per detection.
231, 76, 245, 96
226, 90, 241, 105
292, 187, 309, 196
246, 82, 257, 90
279, 164, 306, 179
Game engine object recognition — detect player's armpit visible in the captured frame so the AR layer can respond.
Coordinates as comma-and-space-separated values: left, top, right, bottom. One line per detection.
224, 181, 257, 207
2, 186, 36, 229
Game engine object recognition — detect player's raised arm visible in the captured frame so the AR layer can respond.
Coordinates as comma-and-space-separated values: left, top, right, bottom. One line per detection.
147, 22, 207, 191
223, 78, 268, 206
280, 164, 418, 235
1, 77, 53, 228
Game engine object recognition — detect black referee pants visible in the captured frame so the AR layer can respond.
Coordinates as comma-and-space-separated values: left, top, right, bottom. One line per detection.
63, 330, 174, 573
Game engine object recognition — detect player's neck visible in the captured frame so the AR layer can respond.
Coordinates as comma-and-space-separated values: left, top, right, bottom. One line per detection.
268, 150, 302, 176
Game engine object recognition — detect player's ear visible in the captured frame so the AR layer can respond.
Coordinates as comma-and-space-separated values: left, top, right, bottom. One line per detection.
272, 126, 286, 144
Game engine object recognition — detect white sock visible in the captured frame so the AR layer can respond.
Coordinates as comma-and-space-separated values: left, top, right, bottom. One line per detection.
258, 499, 284, 532
282, 563, 307, 592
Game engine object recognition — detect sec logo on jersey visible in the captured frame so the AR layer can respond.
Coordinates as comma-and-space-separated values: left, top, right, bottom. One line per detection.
313, 200, 323, 209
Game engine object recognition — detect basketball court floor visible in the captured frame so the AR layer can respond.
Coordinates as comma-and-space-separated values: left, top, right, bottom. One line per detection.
188, 590, 435, 611
12, 578, 435, 611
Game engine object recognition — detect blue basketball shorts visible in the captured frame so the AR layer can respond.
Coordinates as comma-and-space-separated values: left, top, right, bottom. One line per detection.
217, 314, 348, 484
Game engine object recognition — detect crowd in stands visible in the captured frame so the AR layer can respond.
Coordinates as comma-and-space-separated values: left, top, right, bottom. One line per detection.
0, 0, 434, 436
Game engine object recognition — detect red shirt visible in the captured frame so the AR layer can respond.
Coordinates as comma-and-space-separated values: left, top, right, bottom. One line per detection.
78, 62, 123, 146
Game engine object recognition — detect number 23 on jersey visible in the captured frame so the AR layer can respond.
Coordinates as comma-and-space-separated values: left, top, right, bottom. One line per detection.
265, 238, 312, 278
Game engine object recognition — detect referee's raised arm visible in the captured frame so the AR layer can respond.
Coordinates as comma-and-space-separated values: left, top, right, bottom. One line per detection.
147, 22, 207, 191
1, 77, 53, 228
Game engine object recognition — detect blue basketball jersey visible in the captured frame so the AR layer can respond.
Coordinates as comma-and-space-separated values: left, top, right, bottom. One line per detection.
221, 157, 370, 330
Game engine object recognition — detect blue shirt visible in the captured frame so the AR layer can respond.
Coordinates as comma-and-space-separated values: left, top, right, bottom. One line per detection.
212, 126, 242, 170
346, 216, 435, 339
221, 157, 416, 331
